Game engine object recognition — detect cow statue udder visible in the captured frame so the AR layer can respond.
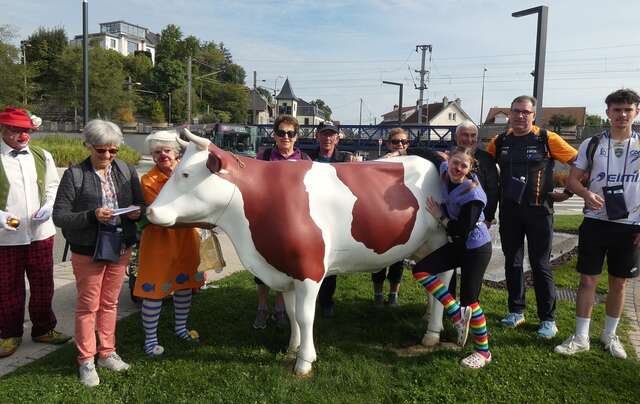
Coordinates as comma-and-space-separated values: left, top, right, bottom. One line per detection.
147, 129, 448, 376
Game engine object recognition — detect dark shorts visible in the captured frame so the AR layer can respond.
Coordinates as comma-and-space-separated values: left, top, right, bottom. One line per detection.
576, 218, 640, 279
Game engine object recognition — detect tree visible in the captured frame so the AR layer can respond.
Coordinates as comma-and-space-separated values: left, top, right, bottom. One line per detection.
25, 27, 68, 100
155, 24, 182, 63
0, 25, 25, 107
219, 63, 246, 85
151, 100, 166, 123
586, 114, 604, 126
310, 99, 332, 120
548, 114, 577, 132
256, 87, 273, 104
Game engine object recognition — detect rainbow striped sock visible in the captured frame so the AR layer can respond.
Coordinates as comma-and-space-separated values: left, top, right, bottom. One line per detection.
470, 302, 490, 356
413, 271, 461, 323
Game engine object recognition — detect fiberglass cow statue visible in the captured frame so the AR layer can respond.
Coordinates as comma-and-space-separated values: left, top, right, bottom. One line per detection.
146, 129, 448, 376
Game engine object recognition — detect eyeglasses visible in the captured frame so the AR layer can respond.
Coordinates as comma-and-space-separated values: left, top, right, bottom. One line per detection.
93, 147, 119, 155
389, 139, 409, 145
275, 129, 298, 138
4, 125, 32, 134
510, 108, 534, 117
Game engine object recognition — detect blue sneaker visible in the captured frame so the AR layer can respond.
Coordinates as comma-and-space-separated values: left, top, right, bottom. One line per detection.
500, 312, 525, 328
537, 321, 558, 339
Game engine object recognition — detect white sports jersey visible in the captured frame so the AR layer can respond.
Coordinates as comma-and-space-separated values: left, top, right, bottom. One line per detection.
574, 131, 640, 224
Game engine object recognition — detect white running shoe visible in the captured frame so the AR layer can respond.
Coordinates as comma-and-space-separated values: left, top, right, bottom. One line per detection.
554, 335, 590, 356
455, 306, 472, 347
97, 352, 130, 371
78, 360, 99, 387
600, 334, 627, 359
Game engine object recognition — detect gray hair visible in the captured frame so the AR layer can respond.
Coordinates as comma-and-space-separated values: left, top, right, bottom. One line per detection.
83, 119, 124, 146
511, 95, 537, 108
455, 121, 478, 135
148, 140, 181, 155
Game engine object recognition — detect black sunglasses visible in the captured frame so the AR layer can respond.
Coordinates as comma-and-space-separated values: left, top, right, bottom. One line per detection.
389, 139, 409, 145
275, 129, 297, 138
93, 147, 119, 155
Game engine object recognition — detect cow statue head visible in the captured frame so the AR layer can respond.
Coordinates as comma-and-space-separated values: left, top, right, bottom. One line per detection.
147, 128, 238, 227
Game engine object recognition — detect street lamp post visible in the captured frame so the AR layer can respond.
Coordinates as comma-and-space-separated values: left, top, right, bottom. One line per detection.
82, 0, 89, 125
21, 41, 31, 105
274, 75, 285, 97
480, 67, 487, 124
167, 92, 172, 124
382, 81, 404, 124
512, 5, 549, 120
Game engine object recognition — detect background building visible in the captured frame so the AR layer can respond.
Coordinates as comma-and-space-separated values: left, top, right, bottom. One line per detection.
70, 21, 159, 63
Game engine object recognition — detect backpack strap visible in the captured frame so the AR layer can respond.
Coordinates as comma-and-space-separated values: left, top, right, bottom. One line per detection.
113, 159, 132, 182
493, 132, 506, 162
538, 128, 550, 157
585, 132, 604, 183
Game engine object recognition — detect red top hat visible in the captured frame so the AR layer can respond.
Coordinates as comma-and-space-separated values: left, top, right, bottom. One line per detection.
0, 107, 35, 129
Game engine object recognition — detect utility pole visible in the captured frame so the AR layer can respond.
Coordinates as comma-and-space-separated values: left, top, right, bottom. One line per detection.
21, 41, 30, 105
415, 44, 432, 125
167, 92, 172, 124
82, 0, 89, 125
252, 70, 257, 125
359, 98, 363, 126
187, 55, 192, 124
382, 81, 403, 124
480, 67, 487, 124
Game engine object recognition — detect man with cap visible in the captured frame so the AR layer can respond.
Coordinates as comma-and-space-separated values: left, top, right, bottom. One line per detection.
0, 107, 70, 358
307, 121, 353, 317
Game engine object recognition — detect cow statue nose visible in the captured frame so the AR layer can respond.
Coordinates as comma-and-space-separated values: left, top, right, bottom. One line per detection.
146, 206, 176, 227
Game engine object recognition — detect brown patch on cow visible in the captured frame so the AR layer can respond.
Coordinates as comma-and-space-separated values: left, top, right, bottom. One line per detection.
210, 147, 325, 282
333, 162, 418, 254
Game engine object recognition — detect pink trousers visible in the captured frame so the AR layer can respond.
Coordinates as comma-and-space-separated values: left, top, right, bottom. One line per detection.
72, 249, 131, 364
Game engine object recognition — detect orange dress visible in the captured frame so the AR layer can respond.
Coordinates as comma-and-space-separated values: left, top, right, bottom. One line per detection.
133, 165, 203, 299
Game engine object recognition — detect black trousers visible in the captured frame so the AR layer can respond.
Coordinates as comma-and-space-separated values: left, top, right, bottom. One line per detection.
499, 201, 556, 321
318, 275, 337, 308
413, 242, 491, 306
371, 261, 404, 284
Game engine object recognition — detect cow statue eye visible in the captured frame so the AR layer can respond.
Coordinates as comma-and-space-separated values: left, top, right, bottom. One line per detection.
182, 172, 189, 179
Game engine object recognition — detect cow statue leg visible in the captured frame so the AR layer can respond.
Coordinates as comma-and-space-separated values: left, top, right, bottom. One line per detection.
282, 290, 299, 360
292, 279, 321, 376
423, 269, 454, 346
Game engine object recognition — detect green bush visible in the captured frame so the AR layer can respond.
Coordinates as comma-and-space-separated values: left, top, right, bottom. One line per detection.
31, 134, 140, 166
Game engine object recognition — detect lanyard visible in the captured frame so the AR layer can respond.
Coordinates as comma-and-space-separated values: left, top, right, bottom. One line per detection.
605, 131, 632, 187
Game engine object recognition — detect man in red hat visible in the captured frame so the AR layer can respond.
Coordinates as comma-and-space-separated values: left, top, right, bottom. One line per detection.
0, 107, 71, 358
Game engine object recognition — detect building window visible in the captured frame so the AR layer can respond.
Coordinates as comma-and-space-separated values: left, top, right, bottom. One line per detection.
127, 41, 137, 54
448, 112, 457, 120
110, 39, 117, 49
304, 118, 309, 125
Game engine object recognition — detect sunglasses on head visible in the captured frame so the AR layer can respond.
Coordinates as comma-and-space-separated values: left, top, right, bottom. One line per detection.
275, 129, 297, 138
93, 147, 119, 155
389, 139, 409, 145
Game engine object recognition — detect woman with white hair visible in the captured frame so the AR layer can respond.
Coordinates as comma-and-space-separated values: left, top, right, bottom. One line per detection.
133, 130, 203, 358
53, 119, 144, 387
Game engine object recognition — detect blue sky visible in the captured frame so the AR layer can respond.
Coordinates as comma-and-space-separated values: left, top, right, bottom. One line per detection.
4, 0, 640, 124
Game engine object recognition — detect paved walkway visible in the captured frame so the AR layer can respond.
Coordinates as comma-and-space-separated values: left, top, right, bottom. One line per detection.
1, 222, 638, 376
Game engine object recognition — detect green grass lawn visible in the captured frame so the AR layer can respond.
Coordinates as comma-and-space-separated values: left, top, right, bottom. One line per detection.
554, 214, 583, 234
1, 270, 638, 403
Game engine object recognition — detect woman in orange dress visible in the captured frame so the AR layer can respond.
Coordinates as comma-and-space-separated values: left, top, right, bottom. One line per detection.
133, 130, 203, 357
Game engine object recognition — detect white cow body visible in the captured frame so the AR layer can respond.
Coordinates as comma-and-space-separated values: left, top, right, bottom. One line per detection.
147, 131, 448, 375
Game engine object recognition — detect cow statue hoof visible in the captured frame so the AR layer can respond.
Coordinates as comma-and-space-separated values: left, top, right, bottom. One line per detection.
294, 357, 314, 377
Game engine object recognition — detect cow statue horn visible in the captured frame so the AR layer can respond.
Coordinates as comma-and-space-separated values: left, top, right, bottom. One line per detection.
176, 136, 189, 149
181, 128, 210, 150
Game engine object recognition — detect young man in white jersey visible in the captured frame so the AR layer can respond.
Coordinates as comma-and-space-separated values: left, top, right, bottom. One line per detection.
555, 88, 640, 359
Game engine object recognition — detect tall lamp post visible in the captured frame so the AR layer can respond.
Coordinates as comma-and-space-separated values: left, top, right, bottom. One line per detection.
20, 41, 31, 105
512, 5, 548, 120
382, 81, 404, 124
480, 67, 487, 124
82, 0, 89, 125
274, 75, 285, 97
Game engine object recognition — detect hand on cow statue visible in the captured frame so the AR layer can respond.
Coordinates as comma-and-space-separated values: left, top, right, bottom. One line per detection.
426, 196, 444, 220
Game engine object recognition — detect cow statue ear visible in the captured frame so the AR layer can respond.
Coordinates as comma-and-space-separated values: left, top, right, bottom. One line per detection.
206, 143, 226, 174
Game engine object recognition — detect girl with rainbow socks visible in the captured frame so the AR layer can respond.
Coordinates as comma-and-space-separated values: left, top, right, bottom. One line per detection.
413, 146, 492, 368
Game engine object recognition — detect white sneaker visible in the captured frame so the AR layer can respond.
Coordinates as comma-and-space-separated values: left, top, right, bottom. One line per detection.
78, 360, 100, 387
600, 334, 627, 359
455, 306, 472, 347
97, 352, 130, 371
554, 335, 590, 356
